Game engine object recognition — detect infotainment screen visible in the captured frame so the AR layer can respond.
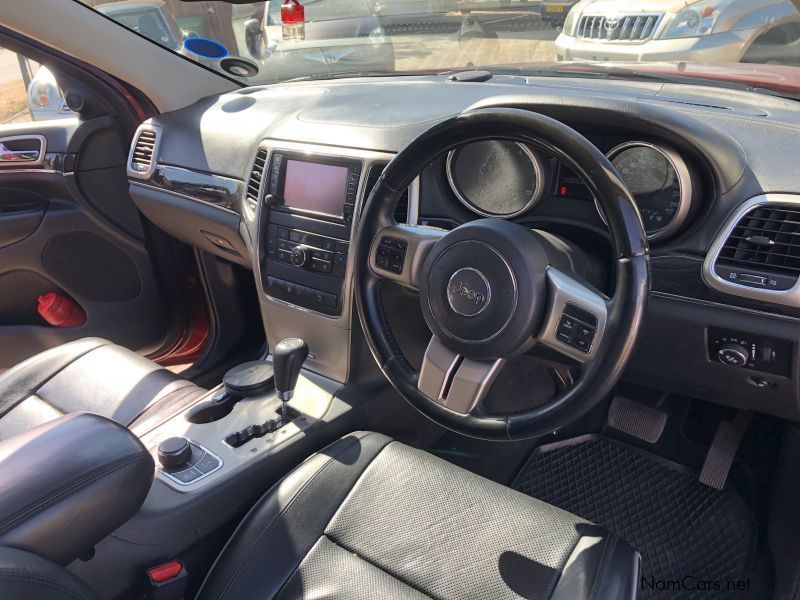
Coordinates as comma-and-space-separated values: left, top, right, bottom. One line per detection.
283, 160, 349, 218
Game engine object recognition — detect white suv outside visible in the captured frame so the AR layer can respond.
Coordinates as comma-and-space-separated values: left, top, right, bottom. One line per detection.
555, 0, 800, 65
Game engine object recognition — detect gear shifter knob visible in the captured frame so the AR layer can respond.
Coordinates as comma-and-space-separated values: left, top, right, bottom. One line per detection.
273, 338, 309, 402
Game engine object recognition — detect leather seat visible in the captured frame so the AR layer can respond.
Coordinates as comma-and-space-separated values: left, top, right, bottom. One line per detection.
0, 431, 640, 599
196, 431, 640, 600
0, 337, 205, 440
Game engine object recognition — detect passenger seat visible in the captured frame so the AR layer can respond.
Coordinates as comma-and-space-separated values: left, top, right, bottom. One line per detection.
0, 338, 205, 440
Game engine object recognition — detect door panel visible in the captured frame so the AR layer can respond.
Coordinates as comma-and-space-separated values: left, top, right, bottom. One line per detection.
0, 116, 170, 369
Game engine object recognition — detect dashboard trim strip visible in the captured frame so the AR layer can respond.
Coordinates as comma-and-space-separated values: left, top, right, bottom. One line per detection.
130, 179, 240, 216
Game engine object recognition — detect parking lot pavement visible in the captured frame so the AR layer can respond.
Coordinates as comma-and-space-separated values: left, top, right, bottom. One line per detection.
392, 25, 558, 71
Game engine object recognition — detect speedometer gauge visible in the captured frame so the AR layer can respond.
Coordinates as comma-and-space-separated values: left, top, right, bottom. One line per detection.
446, 141, 545, 218
599, 142, 692, 241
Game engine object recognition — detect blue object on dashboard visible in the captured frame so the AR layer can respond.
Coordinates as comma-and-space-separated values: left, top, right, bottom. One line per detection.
183, 38, 228, 59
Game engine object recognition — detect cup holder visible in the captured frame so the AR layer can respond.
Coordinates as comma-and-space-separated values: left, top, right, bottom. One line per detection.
186, 394, 237, 424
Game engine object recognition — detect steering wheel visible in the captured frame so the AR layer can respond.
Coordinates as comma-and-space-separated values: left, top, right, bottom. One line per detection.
353, 108, 650, 441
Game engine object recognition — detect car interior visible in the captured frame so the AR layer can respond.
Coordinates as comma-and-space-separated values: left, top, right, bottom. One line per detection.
1, 1, 800, 599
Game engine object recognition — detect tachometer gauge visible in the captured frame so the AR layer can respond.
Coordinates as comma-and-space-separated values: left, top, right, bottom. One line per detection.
446, 141, 545, 218
598, 142, 692, 241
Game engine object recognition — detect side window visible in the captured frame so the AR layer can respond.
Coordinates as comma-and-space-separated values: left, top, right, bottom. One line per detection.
0, 45, 72, 126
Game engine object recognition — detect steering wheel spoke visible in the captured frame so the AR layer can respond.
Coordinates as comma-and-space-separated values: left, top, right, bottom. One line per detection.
368, 224, 445, 291
537, 267, 609, 364
418, 337, 505, 415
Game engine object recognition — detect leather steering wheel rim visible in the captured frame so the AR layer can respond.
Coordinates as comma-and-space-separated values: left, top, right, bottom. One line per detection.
354, 107, 650, 441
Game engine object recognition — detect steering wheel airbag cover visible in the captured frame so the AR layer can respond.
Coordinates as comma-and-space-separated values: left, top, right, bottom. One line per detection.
420, 219, 551, 359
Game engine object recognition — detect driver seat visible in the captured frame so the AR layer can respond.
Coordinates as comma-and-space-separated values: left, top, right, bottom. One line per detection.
0, 432, 640, 599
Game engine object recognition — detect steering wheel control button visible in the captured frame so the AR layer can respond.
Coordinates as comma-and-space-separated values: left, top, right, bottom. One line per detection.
157, 437, 192, 469
375, 236, 407, 274
556, 305, 597, 354
556, 316, 575, 344
447, 268, 491, 317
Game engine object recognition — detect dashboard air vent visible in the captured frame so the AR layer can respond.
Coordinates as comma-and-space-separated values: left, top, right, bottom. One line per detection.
717, 206, 800, 275
247, 148, 269, 206
366, 163, 409, 223
129, 128, 157, 175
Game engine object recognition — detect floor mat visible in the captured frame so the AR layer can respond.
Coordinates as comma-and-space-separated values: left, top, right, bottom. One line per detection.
512, 435, 759, 600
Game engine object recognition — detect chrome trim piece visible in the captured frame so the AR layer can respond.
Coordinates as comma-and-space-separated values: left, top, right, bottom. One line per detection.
447, 267, 491, 317
0, 168, 58, 176
418, 336, 460, 401
127, 122, 161, 180
368, 223, 446, 290
407, 176, 421, 225
417, 337, 506, 414
577, 13, 664, 42
445, 141, 545, 219
539, 267, 608, 364
159, 442, 223, 487
0, 134, 46, 166
150, 164, 243, 213
597, 141, 693, 242
445, 357, 506, 414
702, 194, 800, 307
252, 141, 398, 383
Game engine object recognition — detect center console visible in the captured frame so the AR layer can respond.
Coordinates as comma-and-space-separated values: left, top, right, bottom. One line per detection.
249, 142, 403, 384
261, 151, 361, 317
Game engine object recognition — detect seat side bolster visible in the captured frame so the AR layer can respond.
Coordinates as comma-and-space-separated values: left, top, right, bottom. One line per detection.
196, 431, 394, 600
550, 525, 641, 600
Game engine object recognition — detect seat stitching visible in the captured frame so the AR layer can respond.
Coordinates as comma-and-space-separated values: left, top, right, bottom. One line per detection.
322, 533, 439, 599
0, 453, 148, 533
0, 570, 93, 600
587, 535, 617, 600
212, 431, 380, 600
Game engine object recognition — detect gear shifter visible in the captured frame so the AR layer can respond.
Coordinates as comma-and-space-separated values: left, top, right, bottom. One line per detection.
273, 338, 309, 422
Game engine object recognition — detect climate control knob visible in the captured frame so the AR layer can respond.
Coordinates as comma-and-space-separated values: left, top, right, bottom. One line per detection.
717, 343, 750, 368
290, 245, 311, 267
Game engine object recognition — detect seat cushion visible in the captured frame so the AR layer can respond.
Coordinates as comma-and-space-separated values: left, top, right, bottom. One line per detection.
198, 432, 640, 600
0, 338, 205, 440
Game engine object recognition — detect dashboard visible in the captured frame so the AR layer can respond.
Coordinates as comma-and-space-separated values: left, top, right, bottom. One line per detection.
125, 73, 800, 422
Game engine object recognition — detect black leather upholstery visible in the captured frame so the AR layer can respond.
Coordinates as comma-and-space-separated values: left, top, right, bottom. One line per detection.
198, 432, 640, 600
0, 337, 205, 440
0, 547, 100, 600
0, 413, 154, 565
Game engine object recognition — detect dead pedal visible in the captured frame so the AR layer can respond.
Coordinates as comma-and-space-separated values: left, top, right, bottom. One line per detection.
699, 410, 752, 490
606, 396, 668, 443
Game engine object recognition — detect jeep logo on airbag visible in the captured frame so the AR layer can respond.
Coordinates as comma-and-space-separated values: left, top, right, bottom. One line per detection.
447, 268, 491, 317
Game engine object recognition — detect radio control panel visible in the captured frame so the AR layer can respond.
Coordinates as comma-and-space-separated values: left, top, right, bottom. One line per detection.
264, 224, 349, 316
266, 226, 347, 276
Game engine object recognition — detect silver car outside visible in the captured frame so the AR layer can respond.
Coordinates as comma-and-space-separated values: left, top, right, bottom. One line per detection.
555, 0, 800, 64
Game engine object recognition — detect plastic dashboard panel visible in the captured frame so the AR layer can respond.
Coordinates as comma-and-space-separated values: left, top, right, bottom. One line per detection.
136, 74, 800, 419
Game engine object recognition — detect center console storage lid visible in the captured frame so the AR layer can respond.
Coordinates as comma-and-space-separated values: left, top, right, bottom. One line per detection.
0, 413, 154, 565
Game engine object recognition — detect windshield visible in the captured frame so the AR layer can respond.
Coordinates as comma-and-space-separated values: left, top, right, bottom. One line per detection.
76, 0, 800, 93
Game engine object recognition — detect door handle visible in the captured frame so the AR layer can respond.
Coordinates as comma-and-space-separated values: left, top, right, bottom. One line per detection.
0, 135, 46, 167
